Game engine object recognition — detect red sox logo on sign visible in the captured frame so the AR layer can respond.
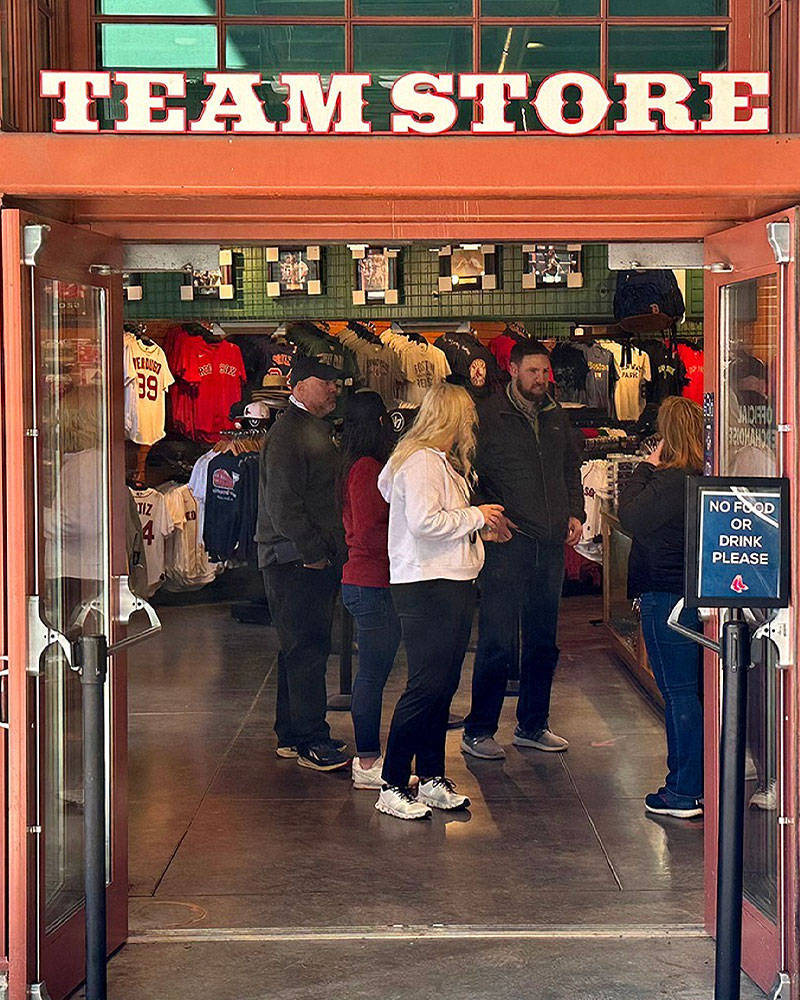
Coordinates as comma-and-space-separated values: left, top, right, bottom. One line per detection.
730, 574, 749, 594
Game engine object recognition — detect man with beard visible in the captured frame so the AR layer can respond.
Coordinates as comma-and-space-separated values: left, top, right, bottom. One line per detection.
462, 339, 585, 760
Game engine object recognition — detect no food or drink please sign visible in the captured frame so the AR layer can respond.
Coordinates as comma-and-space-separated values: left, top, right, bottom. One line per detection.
685, 477, 790, 609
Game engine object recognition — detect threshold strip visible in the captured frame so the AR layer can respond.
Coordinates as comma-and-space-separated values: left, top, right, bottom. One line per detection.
129, 924, 706, 945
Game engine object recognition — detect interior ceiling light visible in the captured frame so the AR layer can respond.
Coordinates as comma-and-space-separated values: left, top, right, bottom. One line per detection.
526, 42, 544, 49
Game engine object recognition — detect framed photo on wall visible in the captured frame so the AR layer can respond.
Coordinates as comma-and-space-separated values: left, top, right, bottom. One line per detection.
350, 245, 401, 305
438, 244, 502, 292
266, 245, 323, 297
180, 249, 236, 301
522, 244, 583, 289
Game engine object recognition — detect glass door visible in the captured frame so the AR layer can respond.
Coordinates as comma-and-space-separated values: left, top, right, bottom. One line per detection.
704, 209, 799, 995
2, 209, 129, 1000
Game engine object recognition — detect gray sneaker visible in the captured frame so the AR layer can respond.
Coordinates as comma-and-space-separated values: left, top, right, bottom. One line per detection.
461, 735, 507, 760
512, 727, 569, 752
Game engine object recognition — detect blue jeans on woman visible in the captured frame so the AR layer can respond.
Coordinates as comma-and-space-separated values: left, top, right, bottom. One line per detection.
639, 591, 703, 801
341, 584, 401, 758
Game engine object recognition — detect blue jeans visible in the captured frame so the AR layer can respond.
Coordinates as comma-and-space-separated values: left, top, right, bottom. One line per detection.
639, 591, 703, 800
341, 584, 401, 758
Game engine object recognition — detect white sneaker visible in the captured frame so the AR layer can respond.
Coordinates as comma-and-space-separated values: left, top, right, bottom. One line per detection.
352, 756, 384, 790
749, 779, 777, 811
419, 776, 471, 811
375, 785, 432, 821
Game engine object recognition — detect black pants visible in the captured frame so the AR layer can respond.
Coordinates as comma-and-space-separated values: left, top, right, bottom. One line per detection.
465, 535, 564, 739
262, 563, 339, 749
382, 579, 476, 789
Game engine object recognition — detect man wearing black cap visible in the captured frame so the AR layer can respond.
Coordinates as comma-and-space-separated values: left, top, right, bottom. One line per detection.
256, 355, 349, 772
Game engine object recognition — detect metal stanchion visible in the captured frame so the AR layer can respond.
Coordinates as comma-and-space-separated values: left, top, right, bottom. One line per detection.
668, 601, 751, 1000
75, 634, 108, 1000
715, 615, 750, 1000
328, 602, 353, 711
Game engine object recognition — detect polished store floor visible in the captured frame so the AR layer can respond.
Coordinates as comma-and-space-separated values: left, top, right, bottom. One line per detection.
73, 594, 764, 999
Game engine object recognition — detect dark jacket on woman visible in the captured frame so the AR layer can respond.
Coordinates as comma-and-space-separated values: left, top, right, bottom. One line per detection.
618, 463, 689, 597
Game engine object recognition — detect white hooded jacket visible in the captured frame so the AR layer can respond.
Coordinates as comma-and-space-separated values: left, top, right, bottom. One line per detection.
377, 447, 485, 585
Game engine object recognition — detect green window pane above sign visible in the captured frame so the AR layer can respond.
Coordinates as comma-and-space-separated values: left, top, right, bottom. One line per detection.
609, 0, 728, 14
353, 0, 472, 15
227, 0, 345, 15
480, 0, 599, 15
226, 25, 346, 76
97, 0, 217, 12
97, 23, 218, 68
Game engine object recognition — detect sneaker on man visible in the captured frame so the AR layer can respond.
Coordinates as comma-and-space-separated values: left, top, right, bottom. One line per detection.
297, 741, 351, 772
461, 735, 506, 760
419, 776, 471, 811
644, 788, 703, 819
279, 737, 345, 759
352, 756, 385, 790
512, 726, 569, 752
749, 779, 777, 811
375, 785, 432, 820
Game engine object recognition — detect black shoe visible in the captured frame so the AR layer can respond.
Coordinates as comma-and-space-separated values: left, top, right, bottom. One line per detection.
327, 737, 348, 752
297, 741, 351, 772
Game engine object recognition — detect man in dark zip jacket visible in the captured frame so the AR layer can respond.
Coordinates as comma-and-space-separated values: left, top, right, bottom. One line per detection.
462, 339, 585, 760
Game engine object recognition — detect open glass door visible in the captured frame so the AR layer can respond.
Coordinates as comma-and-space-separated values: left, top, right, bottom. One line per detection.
2, 209, 131, 1000
704, 209, 799, 996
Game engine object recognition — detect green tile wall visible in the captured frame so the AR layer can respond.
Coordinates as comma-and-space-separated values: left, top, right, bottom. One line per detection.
124, 243, 704, 335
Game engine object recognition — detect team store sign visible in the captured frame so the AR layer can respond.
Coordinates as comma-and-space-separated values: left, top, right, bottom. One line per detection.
40, 70, 770, 136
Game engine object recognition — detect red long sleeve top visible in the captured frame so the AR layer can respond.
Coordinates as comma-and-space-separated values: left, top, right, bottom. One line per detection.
341, 456, 390, 588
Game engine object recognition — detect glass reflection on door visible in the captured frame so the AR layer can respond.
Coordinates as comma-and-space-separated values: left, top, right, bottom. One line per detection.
718, 274, 779, 921
36, 278, 110, 931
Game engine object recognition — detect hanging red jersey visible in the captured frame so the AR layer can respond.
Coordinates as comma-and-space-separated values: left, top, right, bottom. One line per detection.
676, 342, 704, 405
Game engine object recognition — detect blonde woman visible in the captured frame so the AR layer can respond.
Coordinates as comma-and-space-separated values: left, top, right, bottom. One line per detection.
619, 396, 704, 820
375, 383, 505, 820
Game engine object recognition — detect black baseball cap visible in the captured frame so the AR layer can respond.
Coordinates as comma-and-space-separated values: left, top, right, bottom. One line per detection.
289, 355, 342, 387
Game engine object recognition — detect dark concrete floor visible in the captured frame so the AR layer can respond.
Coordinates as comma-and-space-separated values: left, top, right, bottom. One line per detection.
86, 594, 764, 998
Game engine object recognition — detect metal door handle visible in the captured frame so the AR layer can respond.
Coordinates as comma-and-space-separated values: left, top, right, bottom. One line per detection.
108, 575, 161, 654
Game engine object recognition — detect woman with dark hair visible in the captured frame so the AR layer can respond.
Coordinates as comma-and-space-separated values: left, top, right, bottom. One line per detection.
340, 391, 401, 790
619, 396, 704, 819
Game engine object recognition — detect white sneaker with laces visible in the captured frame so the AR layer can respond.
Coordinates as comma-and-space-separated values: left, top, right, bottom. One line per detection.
749, 779, 777, 811
419, 776, 471, 811
352, 756, 385, 790
375, 785, 432, 820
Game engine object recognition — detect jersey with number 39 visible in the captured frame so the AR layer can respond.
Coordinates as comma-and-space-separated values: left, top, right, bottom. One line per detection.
124, 334, 175, 445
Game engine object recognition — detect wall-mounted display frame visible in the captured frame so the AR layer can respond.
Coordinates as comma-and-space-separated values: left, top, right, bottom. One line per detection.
438, 244, 502, 293
349, 245, 401, 305
123, 272, 143, 301
266, 245, 323, 297
522, 243, 584, 289
180, 249, 236, 301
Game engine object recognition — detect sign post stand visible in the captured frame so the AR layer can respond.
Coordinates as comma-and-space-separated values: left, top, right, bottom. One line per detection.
716, 615, 750, 1000
674, 476, 790, 1000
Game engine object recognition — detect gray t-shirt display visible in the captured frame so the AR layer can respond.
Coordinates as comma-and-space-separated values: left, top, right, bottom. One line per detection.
576, 342, 616, 415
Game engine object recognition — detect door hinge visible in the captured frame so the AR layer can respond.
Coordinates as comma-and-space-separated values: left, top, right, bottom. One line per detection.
778, 816, 794, 826
0, 668, 8, 730
27, 825, 41, 835
22, 224, 50, 267
769, 971, 790, 1000
24, 428, 38, 438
